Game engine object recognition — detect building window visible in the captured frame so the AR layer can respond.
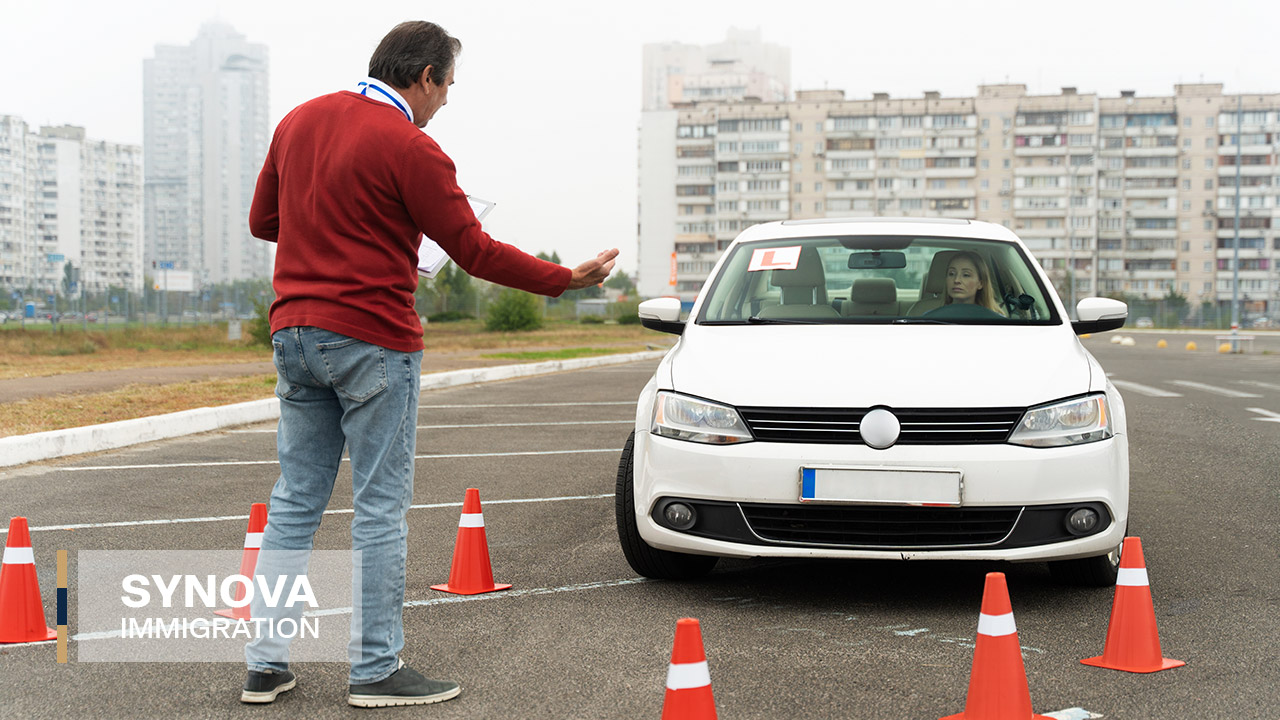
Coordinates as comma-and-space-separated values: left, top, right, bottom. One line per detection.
1204, 179, 1214, 190
814, 182, 823, 192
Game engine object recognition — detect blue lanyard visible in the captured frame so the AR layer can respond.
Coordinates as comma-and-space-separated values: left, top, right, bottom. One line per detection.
357, 81, 411, 123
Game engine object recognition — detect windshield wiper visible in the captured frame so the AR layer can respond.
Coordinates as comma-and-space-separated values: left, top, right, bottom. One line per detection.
892, 317, 956, 325
745, 315, 829, 324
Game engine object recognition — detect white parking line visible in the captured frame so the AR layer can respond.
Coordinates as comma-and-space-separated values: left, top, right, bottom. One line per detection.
1043, 709, 1103, 720
1246, 408, 1280, 424
230, 420, 633, 434
57, 448, 624, 472
3, 493, 612, 535
1, 576, 650, 648
1110, 379, 1183, 398
1238, 380, 1280, 393
1170, 380, 1263, 398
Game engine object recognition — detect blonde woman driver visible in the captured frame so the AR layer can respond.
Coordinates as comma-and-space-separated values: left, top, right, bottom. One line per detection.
942, 251, 1006, 315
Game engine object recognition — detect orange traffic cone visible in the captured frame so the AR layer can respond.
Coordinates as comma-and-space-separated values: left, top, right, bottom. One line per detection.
0, 517, 57, 643
662, 618, 716, 720
942, 573, 1053, 720
431, 488, 511, 595
1081, 537, 1184, 673
215, 503, 267, 620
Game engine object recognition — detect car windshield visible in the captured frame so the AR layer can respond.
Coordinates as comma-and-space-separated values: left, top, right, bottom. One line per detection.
697, 235, 1061, 325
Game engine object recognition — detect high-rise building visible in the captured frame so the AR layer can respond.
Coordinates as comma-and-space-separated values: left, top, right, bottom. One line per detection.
0, 117, 143, 297
642, 29, 790, 111
637, 83, 1280, 322
144, 21, 270, 286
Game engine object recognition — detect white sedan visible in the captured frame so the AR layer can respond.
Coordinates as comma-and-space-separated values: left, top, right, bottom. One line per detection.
616, 218, 1130, 585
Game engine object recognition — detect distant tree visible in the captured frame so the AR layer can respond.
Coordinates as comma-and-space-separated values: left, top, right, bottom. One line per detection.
604, 271, 637, 297
485, 289, 543, 331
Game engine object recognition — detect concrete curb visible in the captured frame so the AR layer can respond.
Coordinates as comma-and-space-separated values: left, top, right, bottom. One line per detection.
0, 350, 666, 469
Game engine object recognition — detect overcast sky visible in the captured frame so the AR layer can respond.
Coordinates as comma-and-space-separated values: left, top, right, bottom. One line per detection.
2, 0, 1276, 276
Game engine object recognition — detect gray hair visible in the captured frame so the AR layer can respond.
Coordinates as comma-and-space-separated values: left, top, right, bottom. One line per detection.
368, 21, 461, 88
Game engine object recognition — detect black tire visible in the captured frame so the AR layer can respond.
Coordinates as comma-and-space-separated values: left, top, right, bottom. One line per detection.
1048, 535, 1123, 587
615, 431, 718, 580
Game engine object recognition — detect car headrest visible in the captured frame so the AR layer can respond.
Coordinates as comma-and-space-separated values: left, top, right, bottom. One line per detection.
769, 246, 826, 288
850, 277, 897, 304
923, 250, 960, 295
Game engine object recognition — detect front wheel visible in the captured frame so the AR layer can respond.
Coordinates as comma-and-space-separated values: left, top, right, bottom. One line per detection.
1048, 535, 1122, 587
614, 431, 718, 580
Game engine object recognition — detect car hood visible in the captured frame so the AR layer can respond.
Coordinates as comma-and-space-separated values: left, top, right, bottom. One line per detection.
670, 324, 1090, 409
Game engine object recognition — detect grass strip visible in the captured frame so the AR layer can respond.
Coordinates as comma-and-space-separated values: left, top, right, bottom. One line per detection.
0, 374, 276, 438
478, 346, 644, 361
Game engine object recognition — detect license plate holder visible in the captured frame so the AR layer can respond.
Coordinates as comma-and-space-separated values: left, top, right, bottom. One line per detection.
799, 466, 963, 506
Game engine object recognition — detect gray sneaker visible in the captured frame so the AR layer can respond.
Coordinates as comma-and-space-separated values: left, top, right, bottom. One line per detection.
348, 663, 461, 708
241, 668, 297, 703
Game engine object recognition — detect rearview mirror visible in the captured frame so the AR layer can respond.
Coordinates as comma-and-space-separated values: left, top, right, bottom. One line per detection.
847, 251, 907, 269
1072, 297, 1127, 335
638, 297, 684, 335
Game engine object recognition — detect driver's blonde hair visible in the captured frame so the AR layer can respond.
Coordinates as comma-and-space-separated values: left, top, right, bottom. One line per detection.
942, 251, 1005, 315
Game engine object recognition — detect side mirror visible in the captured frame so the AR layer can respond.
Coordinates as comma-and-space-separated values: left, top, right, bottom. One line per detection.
1072, 297, 1127, 335
638, 297, 684, 335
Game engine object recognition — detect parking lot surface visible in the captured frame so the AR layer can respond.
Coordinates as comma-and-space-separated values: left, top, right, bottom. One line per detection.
1, 347, 1278, 718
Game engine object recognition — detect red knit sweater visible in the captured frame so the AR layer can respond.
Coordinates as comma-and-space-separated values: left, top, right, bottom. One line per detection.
249, 91, 571, 352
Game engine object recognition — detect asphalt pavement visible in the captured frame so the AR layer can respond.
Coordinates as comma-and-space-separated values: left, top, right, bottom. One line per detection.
0, 341, 1277, 719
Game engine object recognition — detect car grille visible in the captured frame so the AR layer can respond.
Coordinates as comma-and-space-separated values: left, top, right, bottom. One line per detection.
737, 406, 1025, 445
739, 503, 1022, 548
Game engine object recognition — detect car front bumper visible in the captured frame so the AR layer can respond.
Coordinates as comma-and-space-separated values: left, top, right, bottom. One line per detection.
633, 430, 1129, 562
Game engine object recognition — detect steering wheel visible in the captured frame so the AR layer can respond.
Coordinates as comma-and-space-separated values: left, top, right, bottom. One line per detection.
922, 303, 1007, 320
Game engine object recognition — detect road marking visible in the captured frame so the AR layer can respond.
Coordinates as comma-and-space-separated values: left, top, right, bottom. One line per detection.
1044, 709, 1104, 720
1170, 380, 1262, 398
1109, 379, 1183, 398
1238, 380, 1280, 393
419, 401, 634, 409
1246, 408, 1280, 424
229, 420, 633, 434
3, 493, 612, 535
1, 576, 651, 648
57, 448, 624, 472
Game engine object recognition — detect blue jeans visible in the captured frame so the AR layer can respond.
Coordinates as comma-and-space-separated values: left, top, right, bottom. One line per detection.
245, 327, 422, 684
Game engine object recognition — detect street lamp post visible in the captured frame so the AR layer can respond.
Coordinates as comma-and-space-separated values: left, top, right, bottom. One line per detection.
1230, 95, 1242, 351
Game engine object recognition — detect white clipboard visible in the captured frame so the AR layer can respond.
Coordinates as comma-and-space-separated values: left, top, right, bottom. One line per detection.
417, 195, 496, 278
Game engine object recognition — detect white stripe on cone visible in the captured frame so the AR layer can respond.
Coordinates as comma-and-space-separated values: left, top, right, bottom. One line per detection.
2, 546, 35, 565
458, 513, 484, 528
1116, 567, 1149, 587
666, 660, 711, 690
977, 612, 1017, 637
243, 532, 264, 549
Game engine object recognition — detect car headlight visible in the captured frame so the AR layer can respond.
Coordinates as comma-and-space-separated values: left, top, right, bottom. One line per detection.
1008, 394, 1112, 447
651, 391, 753, 445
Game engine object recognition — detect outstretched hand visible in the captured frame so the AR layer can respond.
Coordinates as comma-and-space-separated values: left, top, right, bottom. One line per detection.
566, 248, 620, 290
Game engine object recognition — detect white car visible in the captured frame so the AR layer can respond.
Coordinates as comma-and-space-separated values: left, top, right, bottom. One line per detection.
617, 218, 1130, 586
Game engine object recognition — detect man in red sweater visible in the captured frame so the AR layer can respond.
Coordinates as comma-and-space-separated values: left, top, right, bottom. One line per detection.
242, 21, 617, 708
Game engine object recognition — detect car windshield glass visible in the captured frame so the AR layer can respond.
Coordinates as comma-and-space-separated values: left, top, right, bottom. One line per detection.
696, 235, 1060, 325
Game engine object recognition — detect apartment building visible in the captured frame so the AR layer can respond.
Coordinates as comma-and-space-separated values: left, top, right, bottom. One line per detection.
144, 21, 270, 285
0, 117, 143, 296
637, 83, 1280, 321
642, 28, 790, 111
